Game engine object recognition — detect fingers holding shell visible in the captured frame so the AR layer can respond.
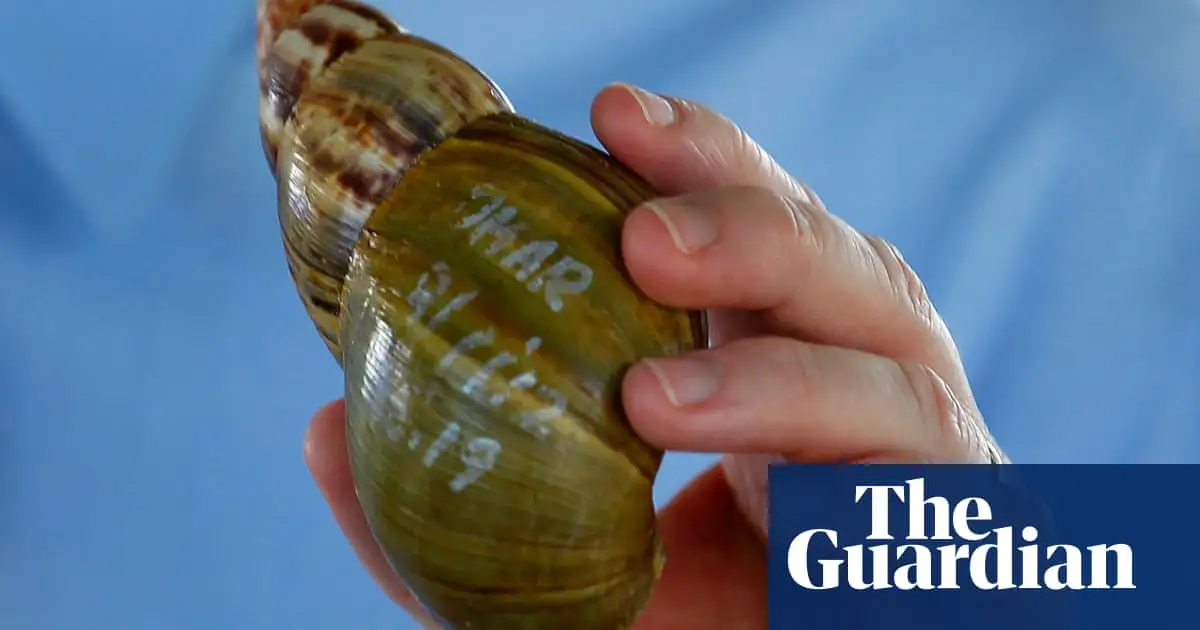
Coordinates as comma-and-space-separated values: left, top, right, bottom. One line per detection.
622, 336, 1002, 464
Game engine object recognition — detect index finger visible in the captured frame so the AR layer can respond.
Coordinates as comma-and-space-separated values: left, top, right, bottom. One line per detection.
590, 83, 814, 202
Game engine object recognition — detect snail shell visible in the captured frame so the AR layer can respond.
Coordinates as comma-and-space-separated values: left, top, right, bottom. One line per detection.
258, 2, 707, 628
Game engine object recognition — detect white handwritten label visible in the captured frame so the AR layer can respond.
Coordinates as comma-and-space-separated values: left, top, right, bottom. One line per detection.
465, 351, 518, 403
440, 328, 495, 371
423, 422, 461, 467
533, 257, 593, 313
403, 259, 570, 450
500, 241, 558, 281
429, 290, 478, 330
405, 261, 449, 323
460, 198, 521, 256
454, 186, 595, 312
508, 371, 537, 390
520, 386, 566, 438
503, 337, 541, 396
449, 437, 502, 493
405, 261, 476, 330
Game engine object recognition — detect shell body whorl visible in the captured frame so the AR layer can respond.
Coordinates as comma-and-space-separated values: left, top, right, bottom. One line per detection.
260, 2, 707, 628
341, 113, 705, 629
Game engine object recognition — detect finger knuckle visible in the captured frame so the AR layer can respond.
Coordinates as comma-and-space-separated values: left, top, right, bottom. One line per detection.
686, 109, 763, 183
725, 116, 782, 182
796, 180, 827, 211
781, 337, 825, 383
898, 361, 973, 457
863, 234, 937, 331
778, 193, 826, 255
746, 335, 824, 401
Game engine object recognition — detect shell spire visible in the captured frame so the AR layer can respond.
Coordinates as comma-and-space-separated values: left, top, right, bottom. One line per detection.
258, 0, 515, 358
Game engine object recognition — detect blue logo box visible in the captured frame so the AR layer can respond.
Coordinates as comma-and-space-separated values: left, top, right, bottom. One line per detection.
767, 465, 1199, 629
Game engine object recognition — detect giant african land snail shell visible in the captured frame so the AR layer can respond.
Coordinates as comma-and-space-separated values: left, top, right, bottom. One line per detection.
257, 2, 708, 628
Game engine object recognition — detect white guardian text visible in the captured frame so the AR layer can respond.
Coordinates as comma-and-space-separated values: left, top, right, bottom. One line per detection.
787, 478, 1135, 591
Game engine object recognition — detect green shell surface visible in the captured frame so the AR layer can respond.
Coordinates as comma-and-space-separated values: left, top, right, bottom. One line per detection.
338, 113, 706, 629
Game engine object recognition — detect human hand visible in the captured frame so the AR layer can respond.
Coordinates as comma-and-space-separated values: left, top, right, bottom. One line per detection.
302, 83, 1006, 629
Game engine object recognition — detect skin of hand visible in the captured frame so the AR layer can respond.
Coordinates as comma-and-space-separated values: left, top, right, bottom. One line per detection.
302, 83, 1008, 630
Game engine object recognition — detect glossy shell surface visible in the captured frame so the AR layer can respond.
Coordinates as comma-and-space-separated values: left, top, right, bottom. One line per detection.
266, 2, 514, 357
340, 113, 705, 629
258, 2, 707, 628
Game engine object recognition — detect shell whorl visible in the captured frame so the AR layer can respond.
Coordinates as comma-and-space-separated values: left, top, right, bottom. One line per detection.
259, 0, 515, 358
258, 0, 404, 172
258, 3, 708, 628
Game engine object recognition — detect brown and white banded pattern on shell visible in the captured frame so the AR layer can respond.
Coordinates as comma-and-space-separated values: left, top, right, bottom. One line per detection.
258, 0, 404, 171
259, 0, 515, 358
256, 0, 322, 72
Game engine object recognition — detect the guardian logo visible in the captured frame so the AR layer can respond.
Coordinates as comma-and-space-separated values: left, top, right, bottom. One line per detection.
788, 478, 1136, 591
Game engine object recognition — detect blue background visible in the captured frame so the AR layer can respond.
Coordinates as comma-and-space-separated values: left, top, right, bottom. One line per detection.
0, 1, 1198, 629
768, 465, 1200, 630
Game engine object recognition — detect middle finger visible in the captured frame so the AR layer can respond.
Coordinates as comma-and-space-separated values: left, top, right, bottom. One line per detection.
622, 184, 972, 401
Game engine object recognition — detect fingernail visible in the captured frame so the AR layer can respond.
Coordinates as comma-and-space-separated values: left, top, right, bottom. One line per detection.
646, 200, 718, 253
645, 356, 722, 406
620, 83, 676, 126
